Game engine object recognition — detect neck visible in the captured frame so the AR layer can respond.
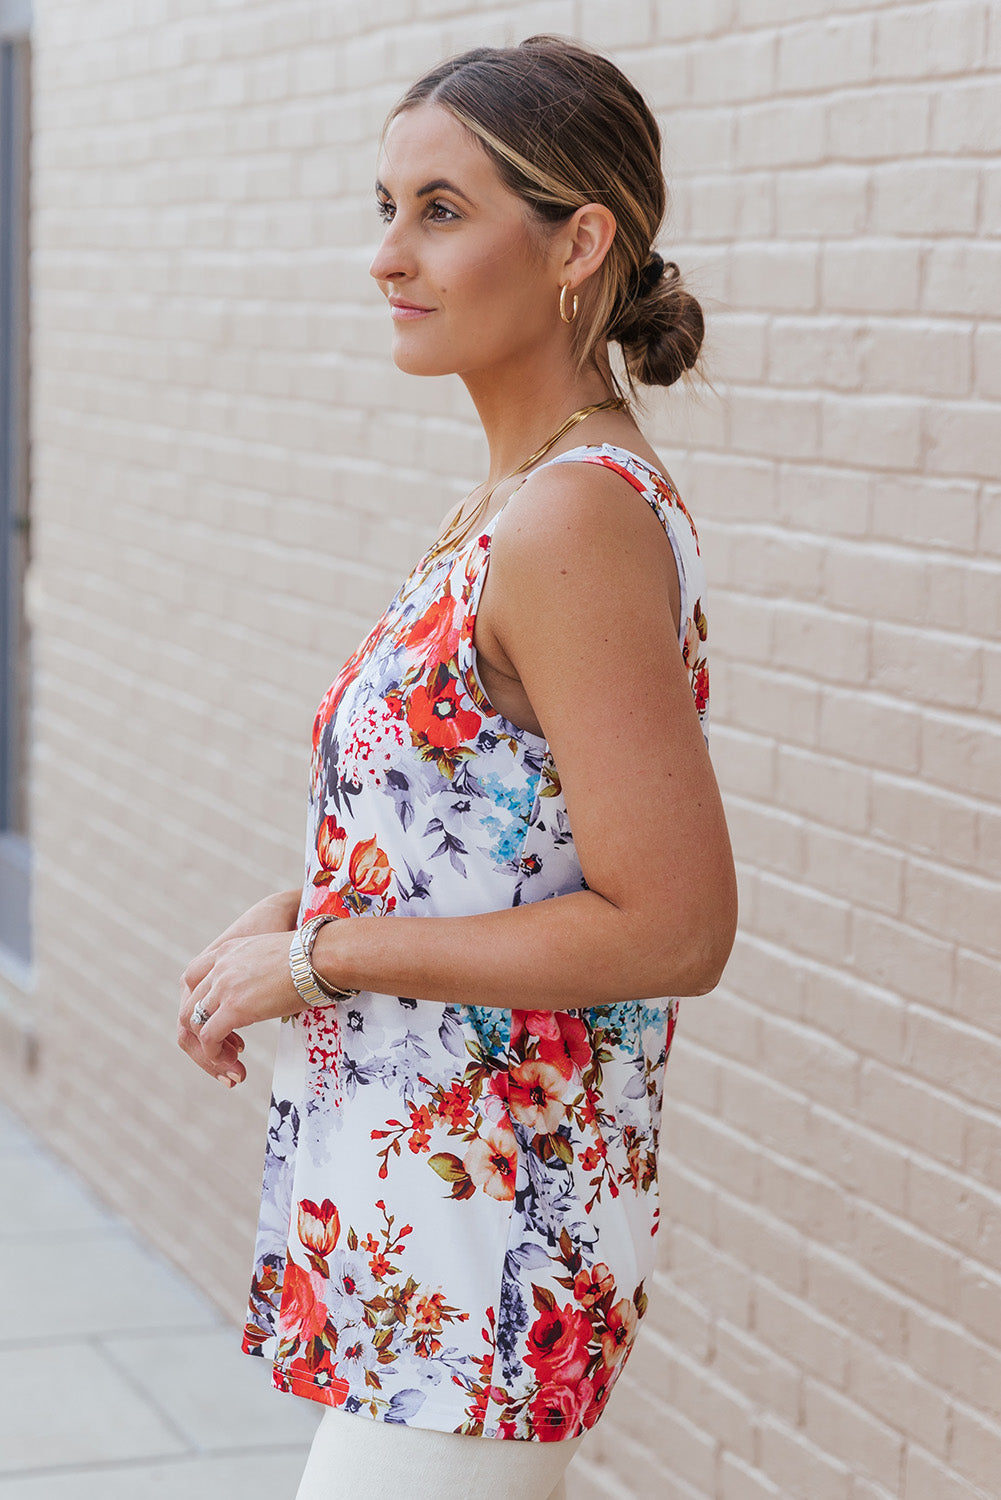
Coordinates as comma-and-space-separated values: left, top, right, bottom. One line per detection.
460, 344, 622, 485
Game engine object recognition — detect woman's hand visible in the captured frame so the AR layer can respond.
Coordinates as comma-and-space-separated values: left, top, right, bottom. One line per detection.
177, 890, 303, 1087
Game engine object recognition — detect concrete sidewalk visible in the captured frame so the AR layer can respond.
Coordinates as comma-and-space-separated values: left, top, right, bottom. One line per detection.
0, 1102, 322, 1497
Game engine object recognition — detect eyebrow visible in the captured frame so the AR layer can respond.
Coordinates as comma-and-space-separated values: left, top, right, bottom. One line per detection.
375, 177, 475, 207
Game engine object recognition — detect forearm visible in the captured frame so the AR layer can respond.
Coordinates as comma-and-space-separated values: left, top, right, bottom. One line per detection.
309, 890, 717, 1013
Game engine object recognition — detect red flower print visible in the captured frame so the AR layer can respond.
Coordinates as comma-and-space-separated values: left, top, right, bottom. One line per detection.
278, 1258, 329, 1343
368, 1250, 391, 1279
406, 675, 481, 752
408, 1104, 434, 1153
579, 1143, 606, 1173
537, 1015, 592, 1081
512, 1010, 561, 1048
573, 1262, 615, 1309
315, 816, 346, 879
402, 593, 461, 667
693, 662, 709, 713
530, 1380, 589, 1441
297, 1198, 341, 1257
601, 1296, 638, 1369
524, 1301, 592, 1386
437, 1082, 473, 1128
463, 1125, 519, 1202
507, 1059, 569, 1135
285, 1357, 350, 1407
580, 1364, 614, 1429
348, 835, 392, 896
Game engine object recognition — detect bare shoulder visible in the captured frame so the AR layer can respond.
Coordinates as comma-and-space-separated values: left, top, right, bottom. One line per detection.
488, 454, 684, 642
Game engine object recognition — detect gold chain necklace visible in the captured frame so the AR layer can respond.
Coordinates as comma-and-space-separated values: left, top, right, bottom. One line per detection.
428, 394, 630, 561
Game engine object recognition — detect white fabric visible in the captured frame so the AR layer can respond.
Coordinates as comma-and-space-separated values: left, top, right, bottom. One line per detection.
295, 1405, 584, 1500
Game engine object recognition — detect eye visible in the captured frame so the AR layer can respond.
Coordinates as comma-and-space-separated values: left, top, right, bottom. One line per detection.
375, 196, 395, 223
427, 199, 460, 223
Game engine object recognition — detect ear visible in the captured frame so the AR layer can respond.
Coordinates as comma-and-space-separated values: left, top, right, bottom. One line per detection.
556, 203, 618, 287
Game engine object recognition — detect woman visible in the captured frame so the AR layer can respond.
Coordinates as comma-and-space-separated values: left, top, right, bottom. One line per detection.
178, 35, 736, 1500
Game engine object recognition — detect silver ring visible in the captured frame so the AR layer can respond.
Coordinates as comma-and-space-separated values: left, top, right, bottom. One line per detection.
190, 997, 211, 1028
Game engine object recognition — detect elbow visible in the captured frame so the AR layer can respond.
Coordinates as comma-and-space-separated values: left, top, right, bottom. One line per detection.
660, 884, 738, 998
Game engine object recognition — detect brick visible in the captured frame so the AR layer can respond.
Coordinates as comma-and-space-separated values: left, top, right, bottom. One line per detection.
822, 241, 922, 313
826, 84, 932, 160
725, 795, 806, 878
972, 325, 1001, 401
754, 870, 851, 966
776, 463, 870, 538
719, 1054, 812, 1155
685, 171, 774, 251
851, 893, 953, 1000
870, 474, 978, 552
909, 1155, 1001, 1269
953, 949, 1001, 1037
963, 1111, 1001, 1194
921, 709, 1001, 802
821, 392, 923, 471
904, 857, 1000, 960
942, 1398, 1001, 1491
869, 773, 979, 872
709, 723, 778, 799
578, 0, 656, 46
755, 1279, 848, 1385
670, 1227, 756, 1329
906, 1005, 1001, 1113
874, 2, 988, 80
757, 1151, 854, 1250
758, 1413, 851, 1500
926, 401, 1001, 482
774, 166, 869, 238
720, 1454, 783, 1500
807, 1243, 909, 1358
871, 160, 979, 236
776, 14, 874, 92
933, 77, 1001, 155
855, 1199, 961, 1314
818, 686, 922, 772
847, 1339, 950, 1455
712, 1320, 801, 1427
690, 28, 776, 102
802, 1378, 905, 1490
925, 242, 1001, 319
731, 244, 819, 311
904, 1444, 998, 1500
777, 744, 869, 833
777, 600, 869, 683
768, 315, 865, 391
727, 662, 823, 746
870, 620, 981, 710
808, 1104, 908, 1213
736, 98, 827, 168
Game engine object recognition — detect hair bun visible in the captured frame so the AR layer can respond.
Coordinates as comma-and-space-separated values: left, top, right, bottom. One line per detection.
635, 251, 666, 298
611, 258, 704, 389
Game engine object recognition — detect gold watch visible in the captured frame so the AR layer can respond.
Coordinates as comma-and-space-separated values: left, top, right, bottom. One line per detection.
289, 913, 360, 1005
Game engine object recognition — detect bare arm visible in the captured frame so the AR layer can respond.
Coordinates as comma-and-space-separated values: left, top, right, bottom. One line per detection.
310, 462, 737, 1012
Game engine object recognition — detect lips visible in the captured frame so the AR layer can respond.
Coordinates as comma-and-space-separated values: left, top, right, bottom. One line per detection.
389, 297, 434, 319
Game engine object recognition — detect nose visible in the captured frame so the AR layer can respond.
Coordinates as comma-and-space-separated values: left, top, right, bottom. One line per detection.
368, 221, 413, 287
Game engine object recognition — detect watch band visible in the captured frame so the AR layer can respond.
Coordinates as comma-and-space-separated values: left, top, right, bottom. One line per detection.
294, 913, 360, 1003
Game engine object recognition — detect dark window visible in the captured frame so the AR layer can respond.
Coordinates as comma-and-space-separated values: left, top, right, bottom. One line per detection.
0, 7, 31, 972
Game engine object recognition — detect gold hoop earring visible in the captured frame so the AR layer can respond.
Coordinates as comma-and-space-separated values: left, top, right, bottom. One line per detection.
559, 283, 579, 325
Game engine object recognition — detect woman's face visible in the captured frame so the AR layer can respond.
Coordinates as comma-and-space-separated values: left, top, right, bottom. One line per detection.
369, 103, 562, 379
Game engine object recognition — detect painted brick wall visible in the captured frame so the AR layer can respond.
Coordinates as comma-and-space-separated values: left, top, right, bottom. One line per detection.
2, 2, 998, 1496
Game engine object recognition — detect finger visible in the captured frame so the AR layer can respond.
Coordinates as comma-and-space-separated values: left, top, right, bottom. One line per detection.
177, 974, 244, 1082
177, 1016, 244, 1085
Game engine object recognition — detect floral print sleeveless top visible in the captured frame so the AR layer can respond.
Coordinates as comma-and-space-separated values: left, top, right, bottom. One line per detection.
241, 443, 710, 1442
